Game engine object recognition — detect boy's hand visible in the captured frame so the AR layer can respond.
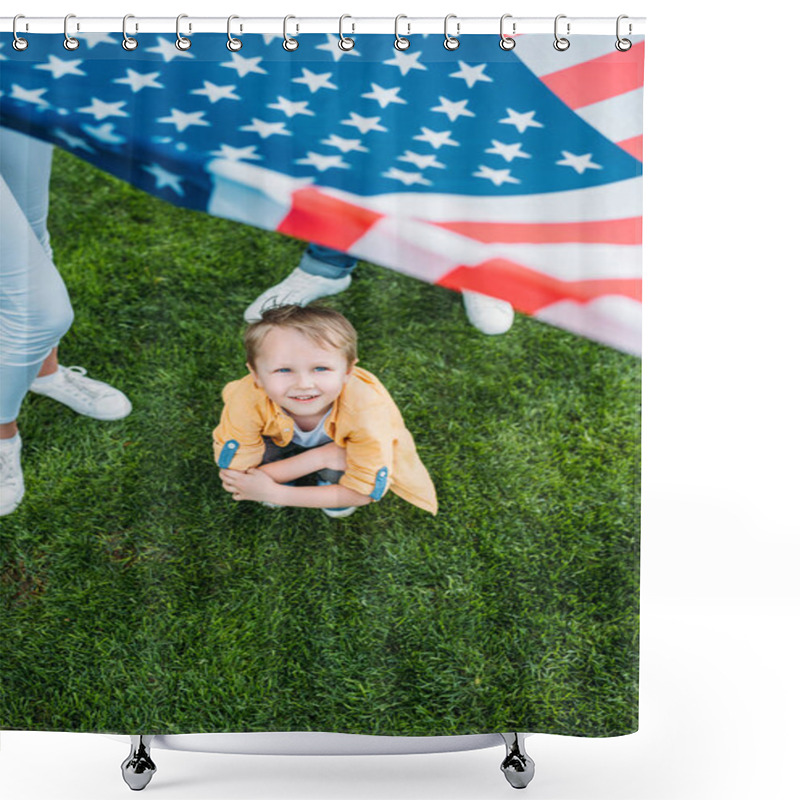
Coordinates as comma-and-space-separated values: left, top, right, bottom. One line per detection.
316, 442, 348, 472
219, 468, 283, 504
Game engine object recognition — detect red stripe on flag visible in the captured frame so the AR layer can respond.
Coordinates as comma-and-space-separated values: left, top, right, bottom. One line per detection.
616, 134, 643, 161
278, 188, 384, 250
437, 258, 642, 315
540, 41, 645, 110
434, 217, 642, 245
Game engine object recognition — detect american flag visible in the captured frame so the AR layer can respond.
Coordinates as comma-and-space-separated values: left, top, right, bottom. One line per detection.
0, 32, 644, 353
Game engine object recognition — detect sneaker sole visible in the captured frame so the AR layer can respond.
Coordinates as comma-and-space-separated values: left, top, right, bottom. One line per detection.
321, 506, 357, 519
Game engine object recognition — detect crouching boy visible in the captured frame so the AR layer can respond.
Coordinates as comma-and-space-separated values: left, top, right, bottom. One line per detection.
213, 305, 437, 518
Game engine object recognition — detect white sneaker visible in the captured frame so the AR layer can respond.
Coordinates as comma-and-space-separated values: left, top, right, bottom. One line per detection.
29, 366, 132, 421
0, 435, 24, 517
462, 290, 515, 335
317, 478, 357, 518
244, 268, 352, 322
322, 505, 358, 519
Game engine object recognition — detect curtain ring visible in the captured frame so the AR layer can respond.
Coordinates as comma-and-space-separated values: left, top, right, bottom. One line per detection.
227, 15, 243, 51
394, 15, 410, 51
554, 14, 570, 51
122, 14, 138, 50
283, 15, 299, 51
443, 14, 460, 51
499, 14, 515, 51
63, 13, 79, 50
12, 14, 29, 51
338, 14, 355, 51
615, 14, 632, 51
176, 13, 191, 50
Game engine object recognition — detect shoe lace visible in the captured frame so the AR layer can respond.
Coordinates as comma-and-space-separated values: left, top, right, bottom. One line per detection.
0, 447, 20, 483
257, 270, 319, 314
60, 366, 111, 399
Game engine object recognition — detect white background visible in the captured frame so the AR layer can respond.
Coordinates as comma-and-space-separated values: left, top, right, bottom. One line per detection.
2, 1, 798, 798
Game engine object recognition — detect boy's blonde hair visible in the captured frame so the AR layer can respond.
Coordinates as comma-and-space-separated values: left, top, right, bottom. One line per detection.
245, 304, 358, 367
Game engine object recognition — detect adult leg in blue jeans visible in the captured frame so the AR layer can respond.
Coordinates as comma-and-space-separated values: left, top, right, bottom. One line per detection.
243, 243, 515, 335
1, 128, 132, 516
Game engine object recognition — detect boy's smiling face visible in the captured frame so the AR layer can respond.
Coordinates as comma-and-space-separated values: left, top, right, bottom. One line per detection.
248, 326, 354, 425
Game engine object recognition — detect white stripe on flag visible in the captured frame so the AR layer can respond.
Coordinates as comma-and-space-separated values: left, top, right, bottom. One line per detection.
575, 88, 644, 143
351, 217, 469, 283
483, 242, 642, 280
350, 218, 641, 284
536, 296, 642, 355
513, 34, 645, 79
207, 160, 311, 228
324, 177, 643, 224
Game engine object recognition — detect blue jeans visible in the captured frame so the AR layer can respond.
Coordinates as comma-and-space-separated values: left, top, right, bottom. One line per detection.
300, 244, 357, 280
0, 129, 74, 423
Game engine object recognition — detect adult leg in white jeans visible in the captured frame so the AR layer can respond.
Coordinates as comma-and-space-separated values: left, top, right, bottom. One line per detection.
0, 129, 131, 516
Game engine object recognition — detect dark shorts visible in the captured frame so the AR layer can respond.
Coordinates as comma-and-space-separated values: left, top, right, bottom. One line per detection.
260, 436, 343, 486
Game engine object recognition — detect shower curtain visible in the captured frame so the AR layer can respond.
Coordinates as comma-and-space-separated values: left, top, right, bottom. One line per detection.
1, 29, 643, 739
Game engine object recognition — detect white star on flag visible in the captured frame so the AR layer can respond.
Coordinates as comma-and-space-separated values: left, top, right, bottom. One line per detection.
268, 96, 315, 118
191, 82, 241, 103
221, 52, 268, 78
239, 119, 291, 139
10, 84, 49, 106
315, 34, 361, 62
383, 168, 432, 187
431, 97, 475, 122
321, 135, 368, 153
142, 163, 185, 195
54, 128, 94, 152
75, 32, 116, 49
362, 83, 407, 108
210, 144, 262, 161
145, 37, 195, 63
397, 151, 445, 170
113, 70, 164, 93
383, 50, 427, 76
157, 108, 210, 132
77, 98, 129, 120
341, 113, 388, 134
500, 108, 544, 134
293, 69, 337, 93
556, 151, 602, 174
473, 165, 521, 186
449, 62, 493, 88
296, 152, 350, 172
34, 56, 86, 79
81, 122, 126, 145
413, 127, 459, 149
485, 140, 532, 163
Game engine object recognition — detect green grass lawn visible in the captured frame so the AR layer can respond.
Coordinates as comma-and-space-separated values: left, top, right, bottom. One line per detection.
0, 150, 640, 737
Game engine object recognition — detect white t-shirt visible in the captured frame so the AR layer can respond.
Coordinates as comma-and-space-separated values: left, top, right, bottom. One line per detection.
290, 408, 334, 449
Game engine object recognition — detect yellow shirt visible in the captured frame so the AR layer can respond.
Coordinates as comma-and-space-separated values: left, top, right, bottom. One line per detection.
213, 366, 437, 515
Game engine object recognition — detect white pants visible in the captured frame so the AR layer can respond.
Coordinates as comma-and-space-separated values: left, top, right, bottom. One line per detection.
0, 128, 74, 423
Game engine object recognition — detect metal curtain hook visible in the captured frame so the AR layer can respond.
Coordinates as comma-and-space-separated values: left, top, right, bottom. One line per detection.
12, 14, 29, 51
64, 13, 79, 50
499, 14, 515, 51
227, 15, 242, 51
554, 14, 570, 51
176, 13, 192, 50
122, 14, 138, 50
615, 14, 632, 51
394, 14, 410, 50
444, 14, 460, 51
283, 15, 299, 51
339, 14, 355, 51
